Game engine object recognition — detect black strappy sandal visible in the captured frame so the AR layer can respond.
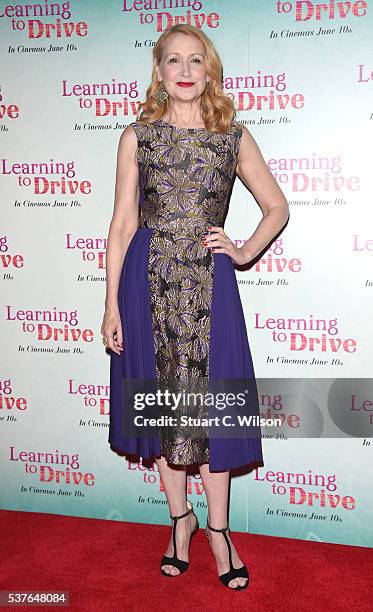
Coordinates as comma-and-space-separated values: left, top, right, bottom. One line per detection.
160, 500, 199, 577
205, 522, 249, 590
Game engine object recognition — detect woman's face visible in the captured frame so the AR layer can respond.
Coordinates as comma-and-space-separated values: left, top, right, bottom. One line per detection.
155, 32, 209, 103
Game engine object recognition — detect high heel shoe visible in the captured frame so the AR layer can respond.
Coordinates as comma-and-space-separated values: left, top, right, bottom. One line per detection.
160, 499, 199, 576
205, 522, 249, 590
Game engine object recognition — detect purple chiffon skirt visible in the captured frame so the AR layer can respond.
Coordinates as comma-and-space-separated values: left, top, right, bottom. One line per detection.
108, 227, 263, 471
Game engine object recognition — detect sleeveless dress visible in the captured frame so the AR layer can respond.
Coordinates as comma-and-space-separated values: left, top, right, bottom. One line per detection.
108, 118, 263, 471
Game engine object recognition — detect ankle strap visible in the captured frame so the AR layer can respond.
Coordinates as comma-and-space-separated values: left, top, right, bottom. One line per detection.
207, 521, 229, 533
170, 505, 193, 521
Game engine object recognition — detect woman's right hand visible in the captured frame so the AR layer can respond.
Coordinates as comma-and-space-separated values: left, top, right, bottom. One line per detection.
101, 305, 124, 355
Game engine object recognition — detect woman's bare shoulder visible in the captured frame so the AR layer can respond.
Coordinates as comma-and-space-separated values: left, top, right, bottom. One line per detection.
117, 123, 139, 155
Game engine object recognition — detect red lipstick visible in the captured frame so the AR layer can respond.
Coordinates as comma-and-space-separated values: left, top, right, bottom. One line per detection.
176, 82, 194, 87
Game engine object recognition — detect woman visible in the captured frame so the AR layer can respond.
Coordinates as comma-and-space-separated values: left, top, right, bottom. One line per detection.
102, 24, 289, 590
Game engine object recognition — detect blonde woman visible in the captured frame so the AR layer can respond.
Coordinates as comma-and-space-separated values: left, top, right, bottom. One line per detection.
102, 24, 289, 590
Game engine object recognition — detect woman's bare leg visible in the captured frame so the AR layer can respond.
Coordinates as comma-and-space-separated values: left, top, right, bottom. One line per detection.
199, 464, 248, 588
156, 456, 198, 575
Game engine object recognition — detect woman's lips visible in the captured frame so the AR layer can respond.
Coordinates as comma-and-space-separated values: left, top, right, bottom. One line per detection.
176, 82, 194, 87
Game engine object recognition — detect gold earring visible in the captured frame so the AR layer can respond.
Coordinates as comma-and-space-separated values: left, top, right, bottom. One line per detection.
154, 83, 169, 104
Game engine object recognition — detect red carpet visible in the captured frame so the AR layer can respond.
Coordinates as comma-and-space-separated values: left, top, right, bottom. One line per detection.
1, 509, 372, 611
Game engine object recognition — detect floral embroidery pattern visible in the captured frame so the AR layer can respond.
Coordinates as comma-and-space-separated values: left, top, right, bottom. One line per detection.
130, 118, 243, 465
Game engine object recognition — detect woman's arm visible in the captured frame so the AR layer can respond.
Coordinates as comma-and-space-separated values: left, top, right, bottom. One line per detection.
101, 125, 139, 354
235, 126, 290, 262
105, 125, 140, 310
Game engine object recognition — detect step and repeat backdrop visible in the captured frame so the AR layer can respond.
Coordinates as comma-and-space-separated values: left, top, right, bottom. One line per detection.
1, 1, 372, 548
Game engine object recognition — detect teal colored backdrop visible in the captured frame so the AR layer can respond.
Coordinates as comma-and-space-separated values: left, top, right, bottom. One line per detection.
1, 0, 372, 548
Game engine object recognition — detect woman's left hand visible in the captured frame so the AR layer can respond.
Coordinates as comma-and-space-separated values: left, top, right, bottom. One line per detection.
203, 226, 251, 266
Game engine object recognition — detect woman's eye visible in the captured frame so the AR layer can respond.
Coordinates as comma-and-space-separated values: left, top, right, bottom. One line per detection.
168, 57, 202, 63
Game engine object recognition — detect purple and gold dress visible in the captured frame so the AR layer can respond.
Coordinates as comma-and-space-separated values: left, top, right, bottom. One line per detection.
108, 118, 263, 471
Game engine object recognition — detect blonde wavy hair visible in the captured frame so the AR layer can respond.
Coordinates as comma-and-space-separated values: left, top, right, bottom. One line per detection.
136, 24, 236, 133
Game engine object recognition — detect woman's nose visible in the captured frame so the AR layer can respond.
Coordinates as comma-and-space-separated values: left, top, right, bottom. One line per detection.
181, 63, 191, 77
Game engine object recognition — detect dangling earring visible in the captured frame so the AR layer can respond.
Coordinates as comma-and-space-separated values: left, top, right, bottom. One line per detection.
205, 80, 211, 92
154, 82, 169, 105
